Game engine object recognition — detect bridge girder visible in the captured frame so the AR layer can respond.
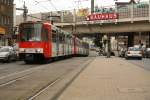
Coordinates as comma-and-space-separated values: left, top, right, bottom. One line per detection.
57, 21, 150, 34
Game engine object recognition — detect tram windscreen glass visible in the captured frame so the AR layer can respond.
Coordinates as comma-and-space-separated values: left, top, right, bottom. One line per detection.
20, 23, 42, 41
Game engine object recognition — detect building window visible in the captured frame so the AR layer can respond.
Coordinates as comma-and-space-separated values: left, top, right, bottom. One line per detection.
8, 0, 11, 5
3, 0, 5, 4
7, 0, 13, 5
4, 16, 7, 25
1, 16, 4, 25
5, 0, 7, 5
0, 0, 3, 4
1, 16, 7, 25
0, 15, 2, 25
7, 17, 10, 24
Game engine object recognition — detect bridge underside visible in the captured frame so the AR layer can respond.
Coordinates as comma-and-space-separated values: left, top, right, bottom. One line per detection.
59, 21, 150, 34
57, 21, 150, 47
58, 21, 150, 47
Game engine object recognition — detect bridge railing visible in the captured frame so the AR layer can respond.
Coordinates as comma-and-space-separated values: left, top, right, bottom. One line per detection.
16, 2, 150, 25
52, 2, 150, 24
133, 3, 149, 18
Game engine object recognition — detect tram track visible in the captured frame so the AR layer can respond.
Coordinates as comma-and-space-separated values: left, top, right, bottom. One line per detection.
0, 73, 31, 87
0, 59, 70, 86
28, 57, 94, 100
0, 57, 92, 100
0, 64, 43, 85
28, 76, 62, 100
0, 61, 39, 77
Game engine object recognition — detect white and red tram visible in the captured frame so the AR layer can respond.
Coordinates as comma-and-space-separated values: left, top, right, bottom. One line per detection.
18, 21, 89, 63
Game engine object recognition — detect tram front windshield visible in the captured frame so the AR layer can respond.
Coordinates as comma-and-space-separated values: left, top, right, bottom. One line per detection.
20, 23, 42, 41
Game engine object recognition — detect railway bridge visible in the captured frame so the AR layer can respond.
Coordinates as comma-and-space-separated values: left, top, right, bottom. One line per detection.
53, 1, 150, 48
16, 0, 150, 47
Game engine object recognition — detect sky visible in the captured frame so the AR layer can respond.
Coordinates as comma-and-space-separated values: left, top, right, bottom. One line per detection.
14, 0, 148, 15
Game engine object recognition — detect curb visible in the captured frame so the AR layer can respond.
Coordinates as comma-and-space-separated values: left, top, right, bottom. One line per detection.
53, 57, 95, 100
33, 57, 95, 100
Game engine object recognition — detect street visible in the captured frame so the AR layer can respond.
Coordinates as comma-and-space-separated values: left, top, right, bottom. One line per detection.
0, 55, 149, 100
0, 57, 93, 100
124, 58, 150, 71
1, 0, 150, 100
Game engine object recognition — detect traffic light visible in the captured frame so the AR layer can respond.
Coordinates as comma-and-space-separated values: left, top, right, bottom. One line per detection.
8, 38, 12, 46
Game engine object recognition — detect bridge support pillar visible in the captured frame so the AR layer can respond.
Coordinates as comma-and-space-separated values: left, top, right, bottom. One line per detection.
128, 33, 134, 47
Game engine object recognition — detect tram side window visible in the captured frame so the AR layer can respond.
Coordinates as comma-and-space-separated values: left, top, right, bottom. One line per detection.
59, 33, 64, 43
62, 34, 65, 43
59, 34, 62, 43
42, 28, 48, 41
60, 32, 64, 43
66, 35, 70, 45
52, 30, 57, 42
64, 34, 67, 44
69, 37, 71, 45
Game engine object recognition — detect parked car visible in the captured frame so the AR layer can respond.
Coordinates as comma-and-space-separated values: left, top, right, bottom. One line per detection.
144, 48, 150, 58
119, 48, 127, 57
125, 47, 142, 60
0, 46, 18, 62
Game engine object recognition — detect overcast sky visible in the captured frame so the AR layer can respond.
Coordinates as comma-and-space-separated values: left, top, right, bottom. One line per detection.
14, 0, 147, 15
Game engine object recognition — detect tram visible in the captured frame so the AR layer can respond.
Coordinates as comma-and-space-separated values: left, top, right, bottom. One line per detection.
18, 21, 89, 63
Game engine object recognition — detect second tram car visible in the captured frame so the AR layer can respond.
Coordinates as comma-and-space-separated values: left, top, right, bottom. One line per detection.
18, 21, 89, 63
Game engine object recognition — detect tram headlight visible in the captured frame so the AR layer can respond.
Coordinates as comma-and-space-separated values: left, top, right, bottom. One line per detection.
36, 49, 41, 53
36, 48, 43, 53
19, 48, 25, 53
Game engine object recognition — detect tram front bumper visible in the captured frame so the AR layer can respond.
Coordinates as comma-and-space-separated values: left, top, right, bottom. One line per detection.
25, 54, 34, 61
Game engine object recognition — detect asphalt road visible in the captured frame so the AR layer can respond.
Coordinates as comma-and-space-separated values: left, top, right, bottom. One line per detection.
0, 61, 40, 77
125, 58, 150, 71
0, 57, 93, 100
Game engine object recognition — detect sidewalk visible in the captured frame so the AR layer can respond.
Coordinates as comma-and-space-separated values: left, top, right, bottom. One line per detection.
57, 57, 150, 100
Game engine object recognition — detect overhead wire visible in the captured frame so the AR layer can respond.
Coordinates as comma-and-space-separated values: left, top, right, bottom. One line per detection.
73, 0, 79, 9
74, 0, 89, 9
16, 0, 50, 20
17, 0, 51, 14
33, 0, 51, 12
47, 0, 58, 11
27, 14, 42, 20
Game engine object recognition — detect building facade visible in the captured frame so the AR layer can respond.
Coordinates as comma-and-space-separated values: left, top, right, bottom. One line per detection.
0, 0, 14, 46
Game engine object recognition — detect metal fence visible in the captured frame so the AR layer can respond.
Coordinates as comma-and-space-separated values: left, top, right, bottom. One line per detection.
16, 2, 150, 25
50, 2, 150, 24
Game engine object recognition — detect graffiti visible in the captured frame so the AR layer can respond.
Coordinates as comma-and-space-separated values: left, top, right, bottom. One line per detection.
77, 8, 89, 16
95, 6, 115, 13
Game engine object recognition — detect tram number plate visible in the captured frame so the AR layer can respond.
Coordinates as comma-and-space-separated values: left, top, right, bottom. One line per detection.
26, 49, 35, 53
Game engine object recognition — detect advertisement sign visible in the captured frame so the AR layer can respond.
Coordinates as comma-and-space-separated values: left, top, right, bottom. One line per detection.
86, 13, 118, 21
0, 27, 5, 34
77, 8, 89, 17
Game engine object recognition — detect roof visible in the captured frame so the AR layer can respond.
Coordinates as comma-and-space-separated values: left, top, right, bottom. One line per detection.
115, 0, 136, 5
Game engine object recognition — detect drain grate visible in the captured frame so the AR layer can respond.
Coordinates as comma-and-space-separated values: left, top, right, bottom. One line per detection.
118, 88, 146, 93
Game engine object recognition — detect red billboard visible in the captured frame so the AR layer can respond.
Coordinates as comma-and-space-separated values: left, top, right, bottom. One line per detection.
86, 13, 118, 21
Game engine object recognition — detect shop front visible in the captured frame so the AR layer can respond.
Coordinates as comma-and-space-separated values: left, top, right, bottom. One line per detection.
0, 27, 6, 46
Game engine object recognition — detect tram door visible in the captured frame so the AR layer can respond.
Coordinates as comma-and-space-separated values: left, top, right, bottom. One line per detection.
56, 30, 59, 56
